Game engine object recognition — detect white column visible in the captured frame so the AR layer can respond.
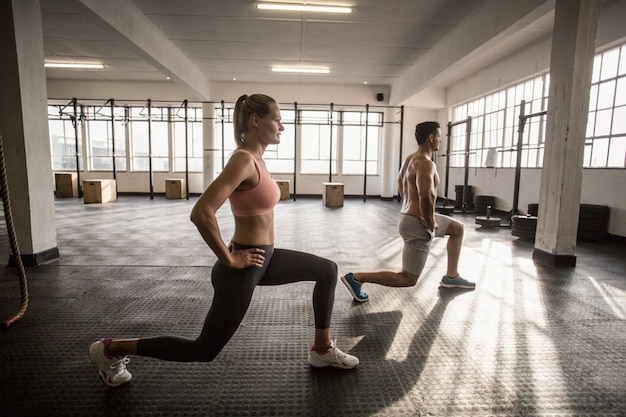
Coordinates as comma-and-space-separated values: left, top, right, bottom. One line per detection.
201, 103, 217, 190
380, 108, 399, 199
0, 0, 58, 265
533, 0, 600, 266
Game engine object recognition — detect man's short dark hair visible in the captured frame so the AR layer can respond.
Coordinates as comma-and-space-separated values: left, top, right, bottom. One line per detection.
415, 121, 440, 145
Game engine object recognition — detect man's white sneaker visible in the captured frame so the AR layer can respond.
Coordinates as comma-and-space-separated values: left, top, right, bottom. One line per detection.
308, 340, 359, 369
88, 338, 132, 387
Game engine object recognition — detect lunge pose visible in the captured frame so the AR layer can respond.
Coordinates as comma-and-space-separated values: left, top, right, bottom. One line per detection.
341, 121, 475, 302
89, 93, 358, 387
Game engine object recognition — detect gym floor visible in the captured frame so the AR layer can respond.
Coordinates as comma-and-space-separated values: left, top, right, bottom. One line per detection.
0, 195, 624, 417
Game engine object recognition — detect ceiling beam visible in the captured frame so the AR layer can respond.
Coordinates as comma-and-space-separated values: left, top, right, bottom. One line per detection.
70, 0, 211, 100
390, 0, 555, 106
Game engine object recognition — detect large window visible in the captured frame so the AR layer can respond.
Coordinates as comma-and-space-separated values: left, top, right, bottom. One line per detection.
452, 40, 626, 169
50, 103, 204, 174
213, 106, 382, 176
85, 105, 127, 171
173, 107, 203, 172
49, 101, 386, 179
130, 106, 168, 172
342, 111, 382, 175
300, 110, 338, 174
48, 105, 82, 171
451, 75, 548, 169
586, 44, 626, 168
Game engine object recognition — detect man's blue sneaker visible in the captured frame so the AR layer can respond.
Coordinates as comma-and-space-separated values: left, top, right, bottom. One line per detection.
341, 273, 369, 302
440, 274, 476, 289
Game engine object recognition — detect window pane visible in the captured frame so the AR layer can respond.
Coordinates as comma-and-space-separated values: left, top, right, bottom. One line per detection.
590, 138, 609, 167
152, 120, 169, 172
586, 111, 596, 137
300, 122, 337, 174
614, 78, 626, 106
152, 157, 169, 171
88, 120, 111, 170
173, 119, 202, 172
583, 141, 592, 166
612, 106, 626, 134
49, 115, 81, 171
130, 109, 149, 171
607, 136, 626, 167
594, 109, 612, 136
592, 54, 602, 82
620, 46, 626, 75
597, 80, 616, 109
589, 84, 598, 109
130, 106, 169, 172
600, 47, 619, 80
342, 122, 380, 175
113, 118, 126, 171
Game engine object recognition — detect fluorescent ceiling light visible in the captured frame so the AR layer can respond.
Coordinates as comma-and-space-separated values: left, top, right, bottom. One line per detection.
45, 63, 104, 69
257, 3, 352, 13
272, 67, 330, 74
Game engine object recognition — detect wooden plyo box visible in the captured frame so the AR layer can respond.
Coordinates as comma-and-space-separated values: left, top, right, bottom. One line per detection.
322, 182, 344, 207
275, 180, 290, 200
83, 179, 117, 204
166, 179, 186, 199
55, 172, 78, 198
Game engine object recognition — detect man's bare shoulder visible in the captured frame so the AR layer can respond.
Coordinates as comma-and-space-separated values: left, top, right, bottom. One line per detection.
405, 153, 434, 170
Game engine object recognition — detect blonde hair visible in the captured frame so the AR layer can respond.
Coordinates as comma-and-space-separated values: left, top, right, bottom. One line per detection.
233, 93, 277, 144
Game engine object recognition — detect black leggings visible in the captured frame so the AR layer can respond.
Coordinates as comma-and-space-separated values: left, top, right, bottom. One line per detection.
136, 243, 337, 362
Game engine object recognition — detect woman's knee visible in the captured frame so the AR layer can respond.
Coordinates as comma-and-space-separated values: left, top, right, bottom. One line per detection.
319, 258, 338, 283
188, 339, 222, 362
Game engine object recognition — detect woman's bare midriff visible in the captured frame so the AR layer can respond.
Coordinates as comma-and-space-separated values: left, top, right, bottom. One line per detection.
232, 212, 275, 246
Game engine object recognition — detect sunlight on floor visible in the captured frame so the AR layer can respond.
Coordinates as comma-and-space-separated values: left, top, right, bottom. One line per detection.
587, 275, 626, 319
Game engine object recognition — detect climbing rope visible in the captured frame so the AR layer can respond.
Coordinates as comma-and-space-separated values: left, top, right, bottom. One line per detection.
0, 133, 29, 328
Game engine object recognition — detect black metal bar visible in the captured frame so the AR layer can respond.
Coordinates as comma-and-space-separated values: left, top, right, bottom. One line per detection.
445, 121, 452, 204
448, 119, 469, 128
398, 105, 404, 201
363, 104, 369, 202
147, 99, 154, 200
328, 103, 334, 183
71, 98, 83, 198
184, 100, 190, 200
220, 100, 225, 170
462, 116, 472, 213
109, 99, 117, 186
512, 100, 526, 217
293, 101, 298, 201
511, 101, 546, 217
525, 110, 548, 119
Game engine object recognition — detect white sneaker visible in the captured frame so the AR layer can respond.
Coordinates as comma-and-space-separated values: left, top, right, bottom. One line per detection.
308, 340, 359, 369
88, 339, 132, 387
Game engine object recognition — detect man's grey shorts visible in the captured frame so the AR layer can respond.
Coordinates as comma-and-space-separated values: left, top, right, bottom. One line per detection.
398, 213, 452, 276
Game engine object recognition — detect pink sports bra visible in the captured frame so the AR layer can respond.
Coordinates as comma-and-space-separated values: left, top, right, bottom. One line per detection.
229, 149, 281, 217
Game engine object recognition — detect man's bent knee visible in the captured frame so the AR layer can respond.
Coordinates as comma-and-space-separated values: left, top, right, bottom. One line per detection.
400, 271, 420, 286
447, 220, 464, 237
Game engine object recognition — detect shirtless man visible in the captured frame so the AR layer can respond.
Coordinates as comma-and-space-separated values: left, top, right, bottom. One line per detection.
341, 121, 475, 302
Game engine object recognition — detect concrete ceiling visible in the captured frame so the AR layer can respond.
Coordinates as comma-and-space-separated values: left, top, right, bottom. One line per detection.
40, 0, 557, 104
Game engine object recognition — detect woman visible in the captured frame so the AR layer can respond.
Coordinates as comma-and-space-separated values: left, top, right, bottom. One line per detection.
89, 93, 358, 387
